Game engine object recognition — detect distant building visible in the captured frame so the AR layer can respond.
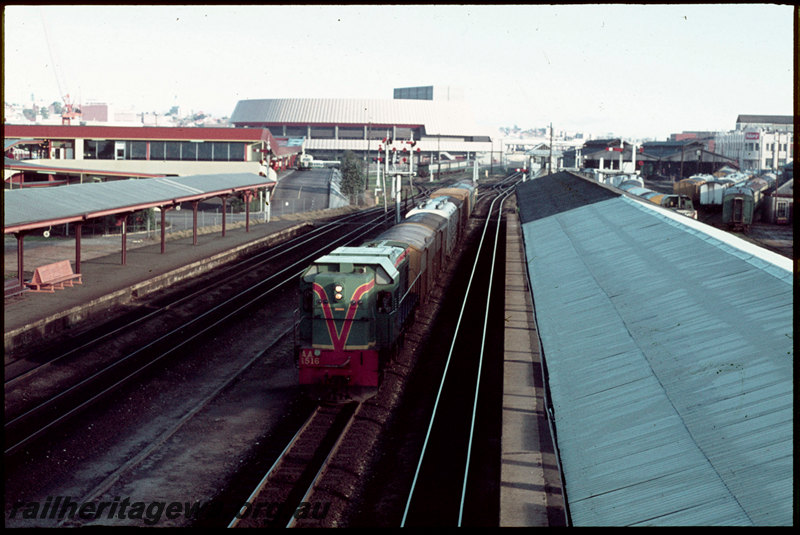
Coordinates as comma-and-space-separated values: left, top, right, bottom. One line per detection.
562, 139, 637, 174
669, 131, 716, 152
715, 129, 793, 172
735, 114, 793, 133
80, 103, 109, 122
763, 177, 793, 225
229, 94, 492, 162
638, 140, 738, 180
393, 85, 463, 101
4, 124, 300, 186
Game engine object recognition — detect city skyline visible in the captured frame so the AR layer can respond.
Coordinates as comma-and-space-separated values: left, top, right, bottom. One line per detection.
3, 4, 794, 140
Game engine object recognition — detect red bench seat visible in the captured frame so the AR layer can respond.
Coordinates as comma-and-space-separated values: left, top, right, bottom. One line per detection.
26, 260, 82, 293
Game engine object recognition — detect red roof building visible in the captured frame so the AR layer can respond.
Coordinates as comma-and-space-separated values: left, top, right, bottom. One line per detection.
4, 124, 302, 187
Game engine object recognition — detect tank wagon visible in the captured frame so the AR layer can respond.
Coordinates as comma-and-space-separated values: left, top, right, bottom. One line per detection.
295, 181, 478, 401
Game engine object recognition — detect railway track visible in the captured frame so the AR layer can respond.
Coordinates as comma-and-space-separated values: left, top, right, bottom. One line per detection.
401, 184, 514, 527
4, 180, 507, 527
5, 209, 385, 377
4, 207, 395, 456
228, 402, 360, 528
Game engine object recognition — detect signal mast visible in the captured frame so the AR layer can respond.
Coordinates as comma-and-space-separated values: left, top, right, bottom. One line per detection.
377, 132, 420, 223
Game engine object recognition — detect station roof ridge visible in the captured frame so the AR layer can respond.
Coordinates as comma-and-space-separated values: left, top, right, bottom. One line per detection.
4, 172, 275, 234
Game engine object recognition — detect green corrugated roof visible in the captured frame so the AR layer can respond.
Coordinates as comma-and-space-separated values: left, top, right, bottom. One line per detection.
517, 172, 793, 526
4, 173, 275, 232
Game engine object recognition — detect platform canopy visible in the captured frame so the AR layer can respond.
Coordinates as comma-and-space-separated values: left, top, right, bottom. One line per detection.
4, 173, 276, 234
4, 156, 166, 180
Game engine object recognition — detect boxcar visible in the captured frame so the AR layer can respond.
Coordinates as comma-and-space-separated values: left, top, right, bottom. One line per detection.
699, 178, 736, 208
407, 197, 460, 259
674, 175, 712, 206
367, 222, 438, 306
431, 181, 477, 231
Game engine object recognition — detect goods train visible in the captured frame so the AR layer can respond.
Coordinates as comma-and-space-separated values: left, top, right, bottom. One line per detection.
618, 180, 698, 219
295, 181, 478, 401
721, 173, 775, 231
676, 172, 754, 210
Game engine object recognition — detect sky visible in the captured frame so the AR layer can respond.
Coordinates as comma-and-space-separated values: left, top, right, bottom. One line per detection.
2, 4, 795, 140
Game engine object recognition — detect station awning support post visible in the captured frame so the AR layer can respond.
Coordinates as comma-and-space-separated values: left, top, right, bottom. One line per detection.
192, 202, 199, 245
116, 215, 128, 265
74, 223, 82, 273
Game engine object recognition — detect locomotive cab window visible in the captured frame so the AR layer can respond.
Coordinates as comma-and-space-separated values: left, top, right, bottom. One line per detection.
377, 291, 393, 313
375, 266, 393, 285
302, 289, 314, 311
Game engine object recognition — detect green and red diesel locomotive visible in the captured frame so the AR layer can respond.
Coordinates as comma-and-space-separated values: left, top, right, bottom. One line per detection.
295, 181, 478, 401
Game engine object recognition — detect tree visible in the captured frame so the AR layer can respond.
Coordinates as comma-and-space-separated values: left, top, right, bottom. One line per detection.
339, 150, 364, 201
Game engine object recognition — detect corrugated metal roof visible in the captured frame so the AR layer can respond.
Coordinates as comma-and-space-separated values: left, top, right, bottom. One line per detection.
230, 98, 490, 137
4, 173, 275, 232
516, 172, 793, 526
4, 156, 165, 179
5, 138, 37, 150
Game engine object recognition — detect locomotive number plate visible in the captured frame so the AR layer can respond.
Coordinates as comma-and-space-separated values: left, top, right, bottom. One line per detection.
299, 349, 320, 366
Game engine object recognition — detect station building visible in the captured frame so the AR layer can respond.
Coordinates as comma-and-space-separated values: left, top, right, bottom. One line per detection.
4, 124, 302, 187
228, 88, 495, 163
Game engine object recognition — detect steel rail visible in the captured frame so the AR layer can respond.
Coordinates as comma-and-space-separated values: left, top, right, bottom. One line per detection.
4, 210, 390, 456
227, 402, 360, 528
60, 324, 296, 527
401, 181, 518, 526
227, 405, 320, 528
283, 402, 362, 528
4, 209, 377, 386
458, 188, 512, 525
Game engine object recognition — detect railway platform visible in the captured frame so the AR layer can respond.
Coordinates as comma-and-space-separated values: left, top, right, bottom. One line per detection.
500, 209, 567, 526
3, 219, 311, 356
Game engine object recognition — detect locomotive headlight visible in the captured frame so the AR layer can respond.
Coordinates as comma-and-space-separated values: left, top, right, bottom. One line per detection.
334, 284, 343, 301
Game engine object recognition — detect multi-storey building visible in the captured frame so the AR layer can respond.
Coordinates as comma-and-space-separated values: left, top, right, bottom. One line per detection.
715, 129, 793, 172
715, 114, 794, 172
